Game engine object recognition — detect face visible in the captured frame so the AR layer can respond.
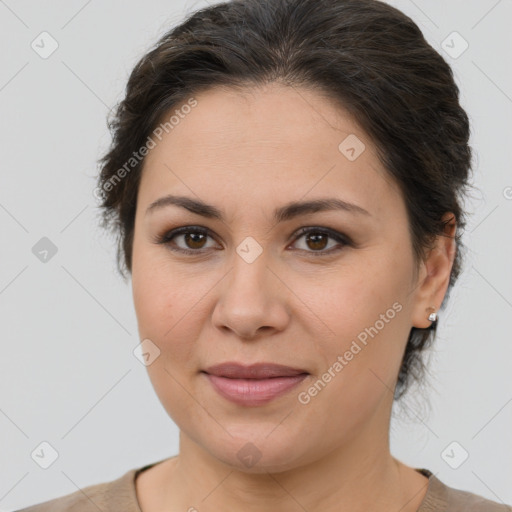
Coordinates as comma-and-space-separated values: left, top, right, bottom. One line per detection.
131, 83, 430, 472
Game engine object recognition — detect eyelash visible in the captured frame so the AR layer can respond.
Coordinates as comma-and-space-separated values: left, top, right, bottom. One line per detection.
153, 225, 353, 257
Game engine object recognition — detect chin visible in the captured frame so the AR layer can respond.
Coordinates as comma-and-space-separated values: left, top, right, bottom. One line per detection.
200, 429, 313, 474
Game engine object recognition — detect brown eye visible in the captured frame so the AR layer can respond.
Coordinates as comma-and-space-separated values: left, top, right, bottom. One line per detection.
155, 226, 219, 254
304, 232, 329, 251
182, 232, 208, 249
291, 227, 350, 256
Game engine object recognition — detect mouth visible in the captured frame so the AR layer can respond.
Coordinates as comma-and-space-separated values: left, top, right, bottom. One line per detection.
201, 362, 309, 406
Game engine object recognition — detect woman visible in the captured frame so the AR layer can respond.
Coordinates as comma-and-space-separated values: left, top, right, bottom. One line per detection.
17, 0, 511, 510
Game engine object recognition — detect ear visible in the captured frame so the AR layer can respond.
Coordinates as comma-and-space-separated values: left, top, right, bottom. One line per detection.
411, 212, 457, 329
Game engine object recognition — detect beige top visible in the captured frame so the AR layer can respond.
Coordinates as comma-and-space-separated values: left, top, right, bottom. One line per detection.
15, 458, 512, 511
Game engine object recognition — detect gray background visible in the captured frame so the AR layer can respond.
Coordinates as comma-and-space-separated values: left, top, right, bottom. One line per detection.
1, 0, 511, 510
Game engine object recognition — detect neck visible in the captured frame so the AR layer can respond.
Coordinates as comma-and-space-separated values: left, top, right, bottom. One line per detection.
152, 414, 428, 512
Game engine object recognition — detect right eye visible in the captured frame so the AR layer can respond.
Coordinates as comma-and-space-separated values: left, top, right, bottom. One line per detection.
153, 226, 220, 255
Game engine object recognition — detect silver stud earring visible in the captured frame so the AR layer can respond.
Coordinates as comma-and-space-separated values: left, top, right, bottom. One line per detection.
428, 310, 438, 322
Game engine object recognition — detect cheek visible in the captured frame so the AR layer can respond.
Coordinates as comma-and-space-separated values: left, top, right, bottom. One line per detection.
295, 282, 410, 444
311, 251, 413, 379
132, 242, 193, 337
131, 262, 203, 417
131, 253, 214, 377
133, 279, 201, 358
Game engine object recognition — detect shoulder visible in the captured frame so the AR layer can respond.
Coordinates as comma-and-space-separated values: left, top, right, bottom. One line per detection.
13, 467, 140, 512
419, 469, 512, 512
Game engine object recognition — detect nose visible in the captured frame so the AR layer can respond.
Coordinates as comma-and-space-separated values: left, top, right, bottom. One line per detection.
211, 248, 290, 340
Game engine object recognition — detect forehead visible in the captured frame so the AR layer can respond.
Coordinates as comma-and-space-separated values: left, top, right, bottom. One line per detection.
150, 83, 367, 154
138, 83, 401, 220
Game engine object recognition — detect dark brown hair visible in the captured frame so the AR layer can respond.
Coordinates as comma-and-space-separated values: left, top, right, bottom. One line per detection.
96, 0, 472, 401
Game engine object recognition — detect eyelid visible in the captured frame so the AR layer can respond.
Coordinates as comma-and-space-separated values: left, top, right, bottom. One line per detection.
290, 226, 351, 243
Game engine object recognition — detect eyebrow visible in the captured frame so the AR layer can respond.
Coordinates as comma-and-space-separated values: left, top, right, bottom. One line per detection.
145, 194, 371, 222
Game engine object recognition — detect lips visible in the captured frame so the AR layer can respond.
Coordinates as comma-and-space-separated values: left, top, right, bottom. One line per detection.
201, 362, 309, 406
203, 362, 309, 379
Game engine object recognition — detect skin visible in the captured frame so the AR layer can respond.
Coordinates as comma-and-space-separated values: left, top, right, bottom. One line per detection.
130, 83, 456, 512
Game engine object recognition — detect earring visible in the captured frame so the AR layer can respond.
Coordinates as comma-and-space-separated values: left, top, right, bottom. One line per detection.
427, 308, 438, 322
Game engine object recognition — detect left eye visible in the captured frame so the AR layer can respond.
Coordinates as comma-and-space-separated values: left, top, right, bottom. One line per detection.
290, 227, 349, 255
